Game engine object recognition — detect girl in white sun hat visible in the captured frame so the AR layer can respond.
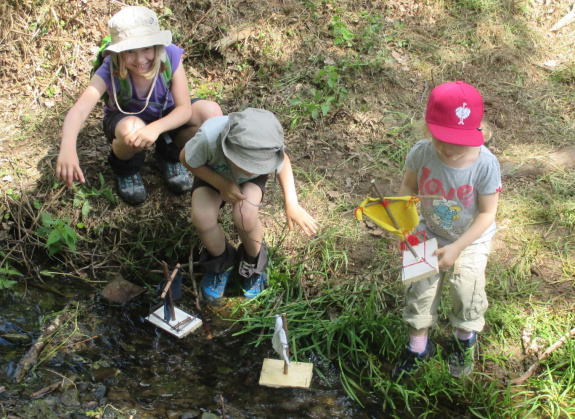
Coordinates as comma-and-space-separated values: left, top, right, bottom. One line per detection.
56, 5, 222, 205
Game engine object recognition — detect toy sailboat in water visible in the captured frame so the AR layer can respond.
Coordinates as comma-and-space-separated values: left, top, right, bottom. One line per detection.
145, 263, 202, 338
259, 313, 313, 388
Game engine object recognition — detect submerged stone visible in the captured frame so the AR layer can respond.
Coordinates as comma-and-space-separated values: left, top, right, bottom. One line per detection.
101, 274, 145, 305
1, 333, 32, 345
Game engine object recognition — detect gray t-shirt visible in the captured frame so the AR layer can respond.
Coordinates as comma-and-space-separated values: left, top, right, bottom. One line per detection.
184, 116, 284, 184
406, 139, 502, 246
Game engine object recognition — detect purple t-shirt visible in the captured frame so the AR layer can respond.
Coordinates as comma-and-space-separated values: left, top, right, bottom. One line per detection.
95, 44, 183, 123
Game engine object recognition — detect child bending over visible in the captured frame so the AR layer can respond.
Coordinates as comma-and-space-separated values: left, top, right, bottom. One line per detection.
180, 108, 317, 301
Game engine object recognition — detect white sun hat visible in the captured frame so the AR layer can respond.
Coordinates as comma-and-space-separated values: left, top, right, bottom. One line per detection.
103, 6, 172, 55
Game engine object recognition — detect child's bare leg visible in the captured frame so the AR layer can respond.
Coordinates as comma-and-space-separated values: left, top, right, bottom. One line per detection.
173, 100, 223, 148
112, 116, 146, 159
232, 182, 263, 257
191, 187, 225, 257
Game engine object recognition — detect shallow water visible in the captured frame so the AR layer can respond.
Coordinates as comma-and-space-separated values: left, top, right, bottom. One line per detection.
0, 279, 382, 418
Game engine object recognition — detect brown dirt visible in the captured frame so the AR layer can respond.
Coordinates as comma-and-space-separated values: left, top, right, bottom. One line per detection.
1, 0, 575, 307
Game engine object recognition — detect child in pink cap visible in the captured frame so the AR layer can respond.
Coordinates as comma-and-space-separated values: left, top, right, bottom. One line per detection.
392, 81, 502, 380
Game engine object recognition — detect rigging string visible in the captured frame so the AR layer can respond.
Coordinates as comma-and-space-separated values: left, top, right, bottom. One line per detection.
236, 171, 279, 248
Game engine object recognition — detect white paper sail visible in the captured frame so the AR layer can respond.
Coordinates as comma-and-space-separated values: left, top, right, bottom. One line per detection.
272, 315, 290, 365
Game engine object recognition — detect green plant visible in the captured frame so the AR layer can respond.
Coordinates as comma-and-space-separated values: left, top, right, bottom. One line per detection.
72, 173, 116, 222
36, 212, 79, 255
290, 65, 349, 120
329, 16, 355, 47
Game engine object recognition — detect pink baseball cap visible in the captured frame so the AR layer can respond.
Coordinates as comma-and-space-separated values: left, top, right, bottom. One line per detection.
425, 81, 484, 146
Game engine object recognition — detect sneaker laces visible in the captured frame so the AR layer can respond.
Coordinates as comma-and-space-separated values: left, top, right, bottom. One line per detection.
119, 174, 142, 188
166, 161, 182, 177
239, 260, 256, 278
452, 335, 475, 362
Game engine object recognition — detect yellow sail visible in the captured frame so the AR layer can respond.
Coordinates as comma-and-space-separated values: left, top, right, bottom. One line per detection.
354, 196, 419, 241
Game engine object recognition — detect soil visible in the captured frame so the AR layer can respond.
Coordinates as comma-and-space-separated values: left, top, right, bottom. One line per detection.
2, 0, 575, 416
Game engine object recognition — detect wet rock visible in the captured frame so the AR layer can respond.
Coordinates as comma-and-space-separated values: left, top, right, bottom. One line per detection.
201, 413, 221, 419
82, 400, 98, 410
166, 410, 180, 419
93, 384, 107, 400
216, 366, 232, 375
1, 332, 32, 345
101, 274, 145, 305
61, 388, 80, 406
180, 412, 201, 419
91, 367, 120, 382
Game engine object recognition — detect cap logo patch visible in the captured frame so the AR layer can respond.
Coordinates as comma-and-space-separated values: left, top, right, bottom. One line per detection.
455, 103, 471, 125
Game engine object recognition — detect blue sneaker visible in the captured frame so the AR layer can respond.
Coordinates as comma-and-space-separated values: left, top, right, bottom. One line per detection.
200, 268, 233, 302
242, 272, 267, 299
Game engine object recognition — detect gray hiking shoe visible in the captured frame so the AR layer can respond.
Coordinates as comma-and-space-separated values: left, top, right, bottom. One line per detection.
117, 173, 147, 205
448, 332, 477, 378
155, 154, 192, 194
392, 340, 436, 382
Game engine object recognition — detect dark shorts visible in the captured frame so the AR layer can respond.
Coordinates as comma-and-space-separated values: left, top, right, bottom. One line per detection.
102, 98, 204, 144
191, 174, 269, 206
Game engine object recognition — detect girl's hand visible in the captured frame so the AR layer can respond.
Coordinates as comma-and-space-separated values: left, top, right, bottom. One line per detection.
219, 180, 247, 204
56, 149, 85, 188
128, 125, 161, 149
285, 203, 317, 235
433, 243, 461, 271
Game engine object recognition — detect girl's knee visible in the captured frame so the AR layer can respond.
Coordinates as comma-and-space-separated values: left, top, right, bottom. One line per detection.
191, 100, 223, 125
115, 117, 144, 142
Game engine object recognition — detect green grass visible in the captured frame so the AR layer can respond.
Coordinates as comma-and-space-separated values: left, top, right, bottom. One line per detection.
3, 0, 575, 416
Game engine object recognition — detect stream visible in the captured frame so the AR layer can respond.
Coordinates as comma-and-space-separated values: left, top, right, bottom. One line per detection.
0, 278, 382, 418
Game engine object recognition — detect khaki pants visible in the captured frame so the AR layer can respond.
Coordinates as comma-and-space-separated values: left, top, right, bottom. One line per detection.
402, 241, 492, 332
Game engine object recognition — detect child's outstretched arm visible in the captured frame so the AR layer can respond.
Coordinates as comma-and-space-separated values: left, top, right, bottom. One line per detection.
56, 74, 107, 188
277, 153, 317, 236
127, 59, 192, 149
434, 192, 499, 271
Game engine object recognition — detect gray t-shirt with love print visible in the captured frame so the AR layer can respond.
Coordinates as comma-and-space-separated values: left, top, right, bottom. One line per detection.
406, 139, 502, 247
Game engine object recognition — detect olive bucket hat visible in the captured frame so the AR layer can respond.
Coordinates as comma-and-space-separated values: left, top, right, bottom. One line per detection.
221, 108, 285, 175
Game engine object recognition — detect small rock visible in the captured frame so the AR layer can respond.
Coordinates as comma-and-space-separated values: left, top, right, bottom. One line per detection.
1, 332, 32, 345
61, 389, 80, 407
101, 274, 145, 305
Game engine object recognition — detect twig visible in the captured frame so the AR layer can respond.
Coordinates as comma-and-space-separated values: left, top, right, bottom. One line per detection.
189, 246, 212, 340
219, 393, 227, 419
62, 335, 98, 348
370, 180, 420, 261
160, 264, 181, 299
30, 381, 60, 398
343, 195, 443, 216
14, 305, 73, 383
162, 262, 176, 321
282, 313, 290, 375
511, 327, 575, 385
